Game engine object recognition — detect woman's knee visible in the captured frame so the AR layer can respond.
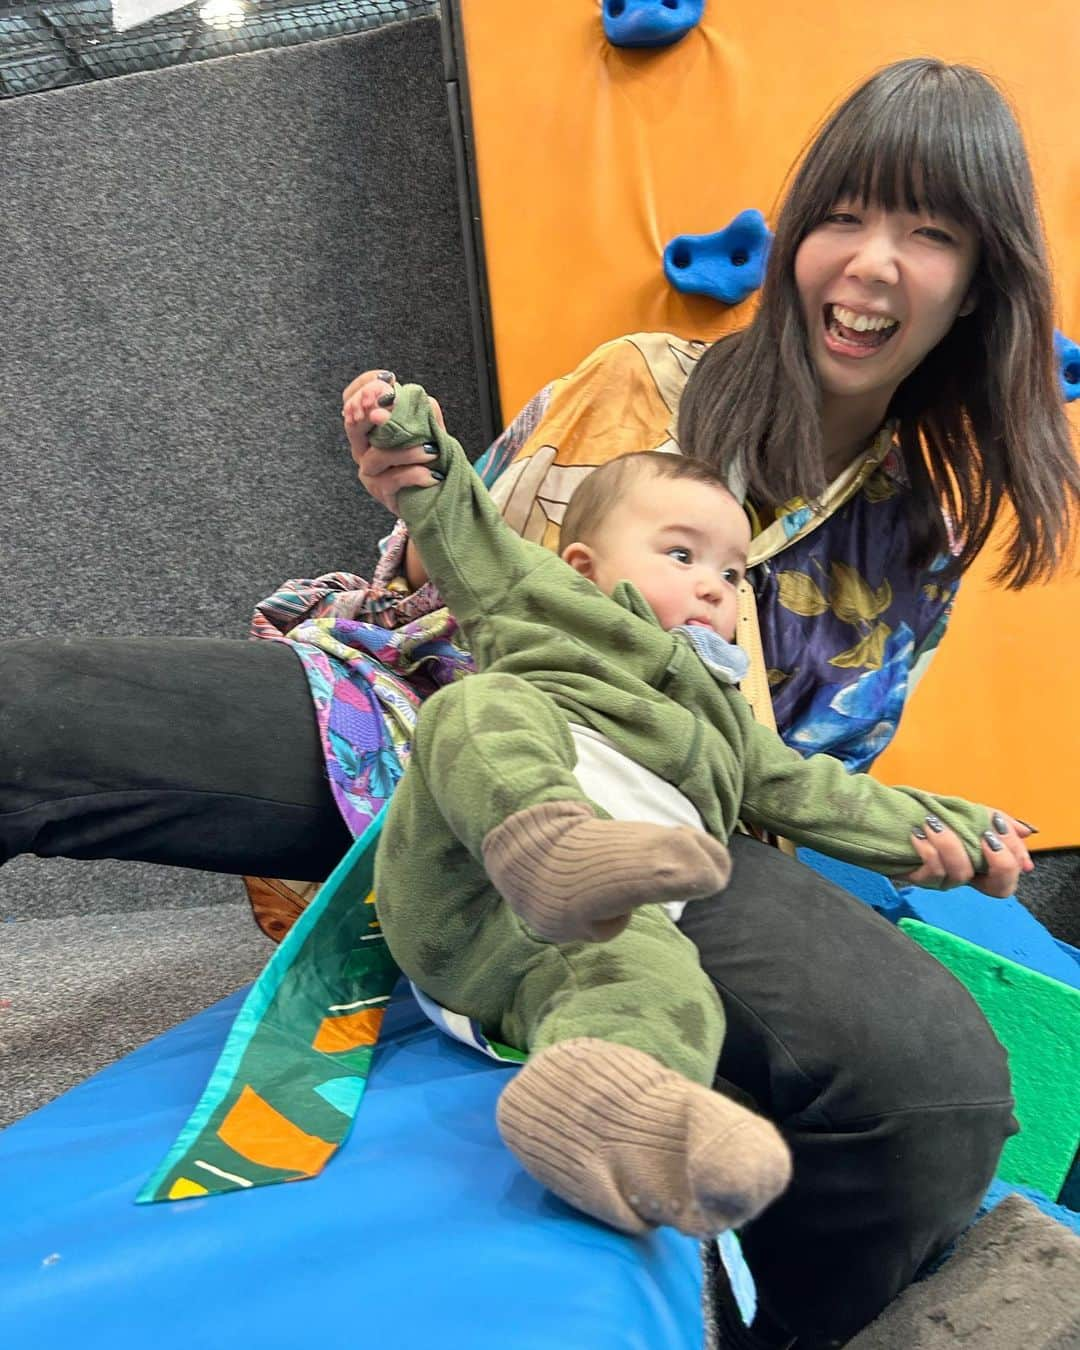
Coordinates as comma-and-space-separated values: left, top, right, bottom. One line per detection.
782, 936, 1014, 1128
811, 977, 1016, 1196
848, 909, 1015, 1121
687, 837, 1014, 1122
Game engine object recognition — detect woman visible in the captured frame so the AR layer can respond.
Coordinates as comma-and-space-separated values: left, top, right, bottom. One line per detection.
3, 58, 1077, 1349
340, 58, 1076, 1347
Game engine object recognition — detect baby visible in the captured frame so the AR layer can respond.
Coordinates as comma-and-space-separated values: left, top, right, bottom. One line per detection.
367, 383, 1015, 1241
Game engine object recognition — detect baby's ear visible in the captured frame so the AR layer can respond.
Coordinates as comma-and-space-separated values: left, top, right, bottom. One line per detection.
561, 542, 596, 578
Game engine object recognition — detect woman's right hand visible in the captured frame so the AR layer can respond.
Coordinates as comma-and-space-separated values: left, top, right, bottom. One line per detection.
342, 370, 443, 516
901, 810, 1035, 897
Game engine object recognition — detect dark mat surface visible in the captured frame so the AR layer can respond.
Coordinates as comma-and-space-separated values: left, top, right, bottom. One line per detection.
0, 903, 272, 1125
847, 1194, 1080, 1349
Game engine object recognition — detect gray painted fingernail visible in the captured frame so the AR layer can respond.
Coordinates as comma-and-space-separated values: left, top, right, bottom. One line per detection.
925, 815, 944, 833
992, 812, 1008, 834
1016, 819, 1040, 834
421, 442, 439, 455
377, 370, 395, 382
983, 830, 1004, 853
377, 391, 396, 408
912, 826, 928, 840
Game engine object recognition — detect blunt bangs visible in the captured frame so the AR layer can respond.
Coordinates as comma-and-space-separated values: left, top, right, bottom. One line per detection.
826, 98, 975, 225
786, 60, 1033, 250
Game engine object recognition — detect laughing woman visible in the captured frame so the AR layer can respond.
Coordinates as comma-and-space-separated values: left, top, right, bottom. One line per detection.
343, 58, 1079, 1348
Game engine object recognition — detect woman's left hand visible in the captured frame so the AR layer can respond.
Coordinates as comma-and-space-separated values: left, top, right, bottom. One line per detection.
342, 370, 444, 515
899, 811, 1035, 896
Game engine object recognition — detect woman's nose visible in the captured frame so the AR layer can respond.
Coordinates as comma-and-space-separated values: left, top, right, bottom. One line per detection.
844, 227, 900, 287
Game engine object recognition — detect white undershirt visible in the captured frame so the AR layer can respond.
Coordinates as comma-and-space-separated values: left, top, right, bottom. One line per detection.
568, 723, 705, 922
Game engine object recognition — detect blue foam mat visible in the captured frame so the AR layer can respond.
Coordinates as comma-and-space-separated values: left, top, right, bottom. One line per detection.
797, 848, 1080, 990
0, 985, 704, 1350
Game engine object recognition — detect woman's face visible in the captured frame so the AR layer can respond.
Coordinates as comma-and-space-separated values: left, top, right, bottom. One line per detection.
794, 202, 979, 423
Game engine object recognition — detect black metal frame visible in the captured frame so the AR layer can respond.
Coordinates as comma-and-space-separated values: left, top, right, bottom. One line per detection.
440, 0, 502, 445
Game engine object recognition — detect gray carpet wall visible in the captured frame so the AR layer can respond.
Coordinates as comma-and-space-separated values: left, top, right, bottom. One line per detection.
0, 12, 486, 1119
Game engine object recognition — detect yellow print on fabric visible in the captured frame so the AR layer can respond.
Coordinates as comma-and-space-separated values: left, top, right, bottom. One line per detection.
776, 560, 894, 672
489, 334, 705, 551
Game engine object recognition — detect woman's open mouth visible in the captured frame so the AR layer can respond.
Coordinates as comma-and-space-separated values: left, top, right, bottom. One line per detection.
822, 303, 900, 358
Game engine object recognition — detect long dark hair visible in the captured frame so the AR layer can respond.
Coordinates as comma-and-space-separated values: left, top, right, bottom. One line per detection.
677, 58, 1079, 586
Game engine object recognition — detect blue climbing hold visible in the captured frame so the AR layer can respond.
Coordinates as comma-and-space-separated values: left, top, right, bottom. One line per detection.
1054, 330, 1080, 402
602, 0, 705, 49
663, 209, 773, 305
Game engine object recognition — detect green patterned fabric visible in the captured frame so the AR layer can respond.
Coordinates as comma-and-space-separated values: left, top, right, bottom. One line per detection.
140, 812, 398, 1203
376, 670, 728, 1086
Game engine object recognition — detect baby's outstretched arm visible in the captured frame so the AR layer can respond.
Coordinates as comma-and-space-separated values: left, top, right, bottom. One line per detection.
343, 371, 437, 591
355, 380, 545, 629
740, 720, 1033, 895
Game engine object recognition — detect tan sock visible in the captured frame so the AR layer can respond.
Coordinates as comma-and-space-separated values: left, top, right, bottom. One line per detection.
496, 1039, 792, 1239
481, 800, 731, 942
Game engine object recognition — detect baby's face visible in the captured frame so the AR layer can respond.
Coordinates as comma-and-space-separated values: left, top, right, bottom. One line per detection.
574, 474, 750, 640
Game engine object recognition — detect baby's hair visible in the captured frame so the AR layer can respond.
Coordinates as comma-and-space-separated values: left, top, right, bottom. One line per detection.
559, 451, 736, 553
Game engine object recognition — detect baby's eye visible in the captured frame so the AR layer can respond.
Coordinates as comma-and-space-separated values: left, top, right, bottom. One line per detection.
722, 568, 743, 584
666, 546, 692, 564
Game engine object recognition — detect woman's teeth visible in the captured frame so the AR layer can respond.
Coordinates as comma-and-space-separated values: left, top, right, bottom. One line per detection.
825, 304, 900, 350
829, 304, 899, 334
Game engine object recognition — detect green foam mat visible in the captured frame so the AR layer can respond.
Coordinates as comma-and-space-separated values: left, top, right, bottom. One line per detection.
899, 919, 1080, 1200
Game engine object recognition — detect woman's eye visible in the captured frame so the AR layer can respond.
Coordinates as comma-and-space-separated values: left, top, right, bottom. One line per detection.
917, 226, 955, 245
824, 211, 859, 226
666, 546, 692, 564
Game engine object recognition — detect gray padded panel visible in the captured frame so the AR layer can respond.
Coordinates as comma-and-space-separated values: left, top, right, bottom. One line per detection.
1, 14, 485, 919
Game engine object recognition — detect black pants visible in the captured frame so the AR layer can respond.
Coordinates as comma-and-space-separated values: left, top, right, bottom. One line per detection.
1, 637, 1017, 1347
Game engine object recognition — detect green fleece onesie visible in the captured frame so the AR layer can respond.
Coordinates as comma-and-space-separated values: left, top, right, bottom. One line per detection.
372, 385, 992, 1084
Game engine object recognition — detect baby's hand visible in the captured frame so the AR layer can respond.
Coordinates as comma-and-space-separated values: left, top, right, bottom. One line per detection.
899, 811, 1035, 897
342, 370, 444, 514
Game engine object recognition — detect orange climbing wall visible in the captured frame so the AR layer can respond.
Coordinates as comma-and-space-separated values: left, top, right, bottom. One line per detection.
459, 0, 1080, 848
